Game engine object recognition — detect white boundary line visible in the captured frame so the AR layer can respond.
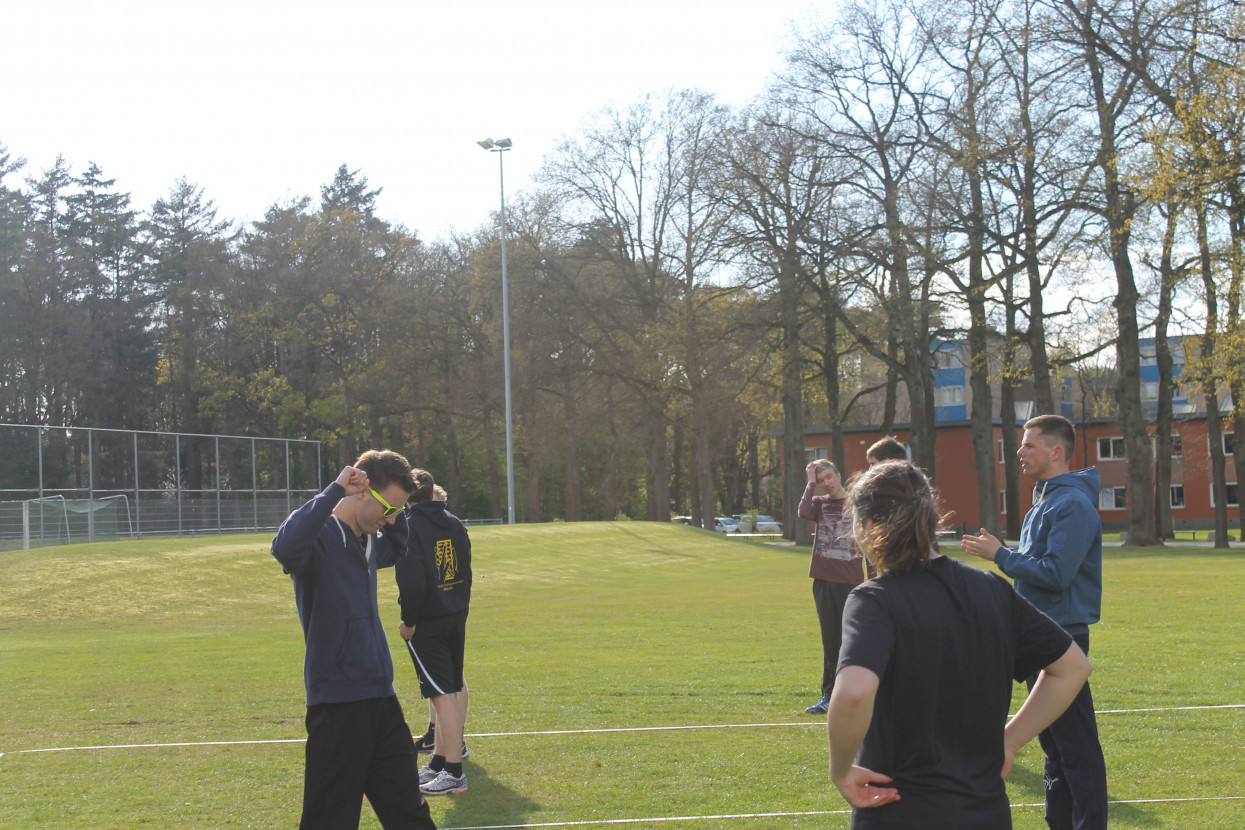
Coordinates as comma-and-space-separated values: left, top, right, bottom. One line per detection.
13, 738, 307, 755
1096, 703, 1245, 714
7, 703, 1243, 755
443, 798, 1245, 829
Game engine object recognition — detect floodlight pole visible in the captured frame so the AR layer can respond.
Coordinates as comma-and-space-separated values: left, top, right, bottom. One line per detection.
478, 138, 516, 524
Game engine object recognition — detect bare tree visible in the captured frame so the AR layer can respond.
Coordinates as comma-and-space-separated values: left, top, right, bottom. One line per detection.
722, 107, 842, 541
539, 90, 737, 524
780, 0, 943, 473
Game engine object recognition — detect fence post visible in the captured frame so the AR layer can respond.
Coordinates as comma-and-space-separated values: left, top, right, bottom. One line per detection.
251, 438, 258, 532
176, 435, 183, 537
88, 428, 96, 544
215, 436, 222, 535
134, 431, 142, 540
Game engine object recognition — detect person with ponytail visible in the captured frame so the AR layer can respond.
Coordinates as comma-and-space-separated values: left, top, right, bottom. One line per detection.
825, 461, 1092, 829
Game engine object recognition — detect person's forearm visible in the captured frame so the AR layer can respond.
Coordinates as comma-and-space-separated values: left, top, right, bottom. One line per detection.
828, 680, 875, 779
994, 545, 1082, 590
271, 482, 343, 571
798, 483, 819, 522
1004, 645, 1092, 755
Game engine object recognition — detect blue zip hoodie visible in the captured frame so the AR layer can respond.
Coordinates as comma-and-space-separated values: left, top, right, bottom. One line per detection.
271, 481, 408, 706
993, 467, 1103, 635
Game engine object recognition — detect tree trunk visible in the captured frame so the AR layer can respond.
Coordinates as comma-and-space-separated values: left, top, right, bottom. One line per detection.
1153, 207, 1179, 540
1197, 207, 1230, 547
481, 410, 502, 520
646, 405, 671, 522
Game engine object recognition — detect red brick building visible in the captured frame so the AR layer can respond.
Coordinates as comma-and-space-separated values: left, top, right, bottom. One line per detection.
798, 416, 1238, 533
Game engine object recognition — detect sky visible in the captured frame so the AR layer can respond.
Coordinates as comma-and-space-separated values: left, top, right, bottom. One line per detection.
2, 0, 828, 241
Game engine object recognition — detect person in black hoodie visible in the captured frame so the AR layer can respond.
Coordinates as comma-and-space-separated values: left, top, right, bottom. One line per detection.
271, 449, 435, 830
396, 469, 473, 796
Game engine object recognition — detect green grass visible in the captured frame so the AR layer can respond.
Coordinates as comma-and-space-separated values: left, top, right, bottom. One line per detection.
1, 524, 1242, 829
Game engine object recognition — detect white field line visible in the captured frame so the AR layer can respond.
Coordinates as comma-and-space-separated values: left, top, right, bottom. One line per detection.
443, 798, 1245, 829
7, 703, 1243, 755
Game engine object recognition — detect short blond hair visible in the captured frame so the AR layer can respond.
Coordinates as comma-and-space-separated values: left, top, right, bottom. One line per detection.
809, 458, 837, 475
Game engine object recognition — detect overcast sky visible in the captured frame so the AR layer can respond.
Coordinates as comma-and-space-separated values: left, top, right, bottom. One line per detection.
2, 0, 828, 240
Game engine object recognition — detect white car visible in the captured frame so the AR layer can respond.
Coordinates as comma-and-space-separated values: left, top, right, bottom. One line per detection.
754, 515, 782, 532
715, 517, 742, 533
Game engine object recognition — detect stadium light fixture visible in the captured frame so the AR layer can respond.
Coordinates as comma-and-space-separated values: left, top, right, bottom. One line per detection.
478, 137, 516, 525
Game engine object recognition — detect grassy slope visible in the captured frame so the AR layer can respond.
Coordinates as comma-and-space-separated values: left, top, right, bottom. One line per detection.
0, 524, 1241, 828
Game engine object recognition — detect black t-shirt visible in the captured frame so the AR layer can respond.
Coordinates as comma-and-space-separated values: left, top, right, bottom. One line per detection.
838, 555, 1073, 830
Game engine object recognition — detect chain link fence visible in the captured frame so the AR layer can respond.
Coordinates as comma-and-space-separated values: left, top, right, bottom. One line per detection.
0, 424, 321, 550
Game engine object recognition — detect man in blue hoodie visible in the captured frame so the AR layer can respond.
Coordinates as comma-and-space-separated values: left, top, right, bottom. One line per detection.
271, 450, 436, 830
962, 415, 1107, 830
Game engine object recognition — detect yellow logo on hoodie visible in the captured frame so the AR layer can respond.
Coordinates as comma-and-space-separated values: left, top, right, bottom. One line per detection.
435, 539, 460, 588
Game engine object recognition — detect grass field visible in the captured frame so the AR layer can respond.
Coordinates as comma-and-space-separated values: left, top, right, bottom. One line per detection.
0, 522, 1242, 829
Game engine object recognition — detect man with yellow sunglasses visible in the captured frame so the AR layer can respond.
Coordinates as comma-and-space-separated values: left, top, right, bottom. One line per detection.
272, 449, 436, 830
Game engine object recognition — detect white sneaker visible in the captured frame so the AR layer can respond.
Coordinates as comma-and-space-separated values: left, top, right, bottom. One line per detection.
420, 769, 468, 796
417, 764, 438, 786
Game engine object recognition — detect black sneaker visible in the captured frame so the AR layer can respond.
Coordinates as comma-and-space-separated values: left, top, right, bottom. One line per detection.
461, 741, 470, 759
413, 732, 435, 753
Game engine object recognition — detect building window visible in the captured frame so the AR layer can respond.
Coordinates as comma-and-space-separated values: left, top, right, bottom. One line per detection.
1099, 486, 1127, 510
999, 490, 1007, 515
932, 346, 961, 369
997, 438, 1006, 464
1225, 432, 1236, 457
938, 385, 964, 406
1097, 437, 1126, 460
1141, 380, 1158, 400
1154, 433, 1184, 458
1170, 484, 1185, 509
805, 447, 829, 464
1210, 482, 1240, 508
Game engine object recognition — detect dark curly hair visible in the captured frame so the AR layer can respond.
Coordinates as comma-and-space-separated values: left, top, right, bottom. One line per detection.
848, 461, 944, 574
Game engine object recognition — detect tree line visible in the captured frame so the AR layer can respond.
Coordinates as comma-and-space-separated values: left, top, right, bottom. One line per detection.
2, 0, 1243, 542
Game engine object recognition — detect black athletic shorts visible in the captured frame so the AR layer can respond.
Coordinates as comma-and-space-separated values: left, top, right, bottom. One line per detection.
405, 613, 466, 699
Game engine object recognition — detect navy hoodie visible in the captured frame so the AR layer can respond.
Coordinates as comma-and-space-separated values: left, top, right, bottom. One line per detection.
271, 481, 408, 706
993, 467, 1104, 634
395, 500, 472, 625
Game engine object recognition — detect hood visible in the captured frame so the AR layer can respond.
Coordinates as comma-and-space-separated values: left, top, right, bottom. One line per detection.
410, 499, 455, 529
1036, 466, 1101, 503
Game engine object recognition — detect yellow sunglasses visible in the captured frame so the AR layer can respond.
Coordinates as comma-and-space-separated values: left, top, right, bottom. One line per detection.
368, 487, 402, 517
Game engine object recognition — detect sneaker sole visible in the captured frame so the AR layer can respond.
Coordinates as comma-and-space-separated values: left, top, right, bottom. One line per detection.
421, 784, 468, 796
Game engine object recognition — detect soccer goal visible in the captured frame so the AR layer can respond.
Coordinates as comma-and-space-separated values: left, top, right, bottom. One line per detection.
20, 494, 133, 549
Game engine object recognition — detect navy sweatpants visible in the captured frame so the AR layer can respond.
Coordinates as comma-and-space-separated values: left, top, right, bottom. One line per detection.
1026, 632, 1108, 830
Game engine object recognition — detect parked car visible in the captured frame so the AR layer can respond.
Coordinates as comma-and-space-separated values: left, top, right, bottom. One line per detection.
729, 513, 781, 533
715, 516, 742, 533
754, 515, 782, 532
672, 516, 694, 525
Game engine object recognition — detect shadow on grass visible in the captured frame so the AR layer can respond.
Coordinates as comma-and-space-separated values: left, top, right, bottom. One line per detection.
611, 522, 702, 559
1007, 764, 1046, 803
1008, 765, 1159, 828
1105, 796, 1158, 827
432, 761, 540, 829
